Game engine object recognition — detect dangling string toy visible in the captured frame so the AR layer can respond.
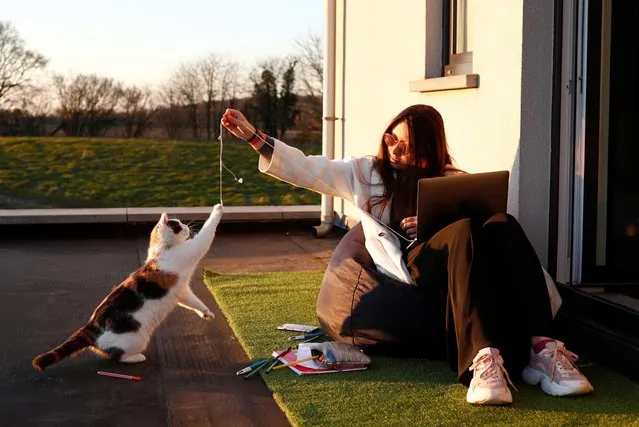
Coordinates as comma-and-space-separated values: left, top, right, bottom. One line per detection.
217, 124, 243, 207
217, 120, 417, 250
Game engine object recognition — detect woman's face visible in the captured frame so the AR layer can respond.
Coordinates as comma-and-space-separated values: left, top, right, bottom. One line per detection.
385, 121, 412, 170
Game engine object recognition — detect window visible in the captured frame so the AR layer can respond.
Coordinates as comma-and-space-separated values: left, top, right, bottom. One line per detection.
443, 0, 473, 76
411, 0, 477, 92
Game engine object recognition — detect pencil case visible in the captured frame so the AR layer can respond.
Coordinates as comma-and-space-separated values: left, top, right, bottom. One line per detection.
307, 342, 372, 370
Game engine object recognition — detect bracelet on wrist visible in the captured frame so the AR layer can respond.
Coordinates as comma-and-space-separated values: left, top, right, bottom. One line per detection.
247, 130, 262, 145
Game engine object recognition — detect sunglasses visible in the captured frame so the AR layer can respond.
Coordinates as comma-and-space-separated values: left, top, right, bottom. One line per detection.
383, 133, 410, 151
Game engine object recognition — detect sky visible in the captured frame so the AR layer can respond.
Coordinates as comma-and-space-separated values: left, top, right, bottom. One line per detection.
4, 0, 323, 87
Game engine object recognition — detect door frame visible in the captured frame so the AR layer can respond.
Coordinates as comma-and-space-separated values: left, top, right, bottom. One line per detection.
556, 0, 589, 285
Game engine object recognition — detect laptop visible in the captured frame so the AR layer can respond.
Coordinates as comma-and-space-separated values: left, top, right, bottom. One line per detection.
415, 170, 510, 241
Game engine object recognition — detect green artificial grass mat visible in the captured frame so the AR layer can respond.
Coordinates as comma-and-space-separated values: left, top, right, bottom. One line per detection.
203, 269, 639, 427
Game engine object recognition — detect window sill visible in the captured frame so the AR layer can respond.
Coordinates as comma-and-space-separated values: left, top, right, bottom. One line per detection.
408, 74, 479, 93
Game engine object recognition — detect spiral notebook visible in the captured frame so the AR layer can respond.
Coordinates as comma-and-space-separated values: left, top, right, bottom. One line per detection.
272, 344, 368, 376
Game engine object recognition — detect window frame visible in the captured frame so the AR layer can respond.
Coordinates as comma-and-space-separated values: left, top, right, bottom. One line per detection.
443, 0, 473, 76
409, 0, 478, 92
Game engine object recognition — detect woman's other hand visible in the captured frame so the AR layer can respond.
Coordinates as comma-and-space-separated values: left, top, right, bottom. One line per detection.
221, 109, 256, 142
400, 216, 418, 239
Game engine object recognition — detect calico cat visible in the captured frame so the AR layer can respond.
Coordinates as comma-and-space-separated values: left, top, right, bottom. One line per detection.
32, 204, 224, 371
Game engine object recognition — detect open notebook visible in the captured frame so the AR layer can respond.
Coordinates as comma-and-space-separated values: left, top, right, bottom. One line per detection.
272, 343, 369, 376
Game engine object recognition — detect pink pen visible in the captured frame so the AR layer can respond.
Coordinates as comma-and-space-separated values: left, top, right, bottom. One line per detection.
97, 370, 143, 381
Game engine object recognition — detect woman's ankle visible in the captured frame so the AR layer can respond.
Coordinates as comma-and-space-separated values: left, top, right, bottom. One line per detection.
531, 336, 554, 353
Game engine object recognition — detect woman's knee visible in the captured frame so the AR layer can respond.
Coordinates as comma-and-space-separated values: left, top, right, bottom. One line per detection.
445, 219, 474, 241
423, 218, 473, 251
450, 218, 473, 232
484, 212, 516, 226
487, 212, 508, 223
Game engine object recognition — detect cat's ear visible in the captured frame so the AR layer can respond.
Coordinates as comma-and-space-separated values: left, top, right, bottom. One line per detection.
160, 212, 169, 225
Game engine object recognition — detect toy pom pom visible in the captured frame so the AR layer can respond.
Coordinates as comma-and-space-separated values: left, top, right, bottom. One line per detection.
237, 178, 243, 184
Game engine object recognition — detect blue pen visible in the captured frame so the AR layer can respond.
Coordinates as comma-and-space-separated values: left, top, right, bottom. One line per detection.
236, 359, 268, 376
288, 332, 325, 341
265, 346, 294, 373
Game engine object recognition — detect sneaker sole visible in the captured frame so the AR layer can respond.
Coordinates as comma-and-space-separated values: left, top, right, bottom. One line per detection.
522, 367, 594, 396
466, 389, 513, 405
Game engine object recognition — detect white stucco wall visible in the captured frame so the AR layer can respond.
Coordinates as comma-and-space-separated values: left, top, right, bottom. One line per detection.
334, 0, 554, 264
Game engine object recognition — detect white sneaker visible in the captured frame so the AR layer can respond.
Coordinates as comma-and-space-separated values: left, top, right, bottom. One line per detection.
466, 347, 515, 405
522, 340, 594, 397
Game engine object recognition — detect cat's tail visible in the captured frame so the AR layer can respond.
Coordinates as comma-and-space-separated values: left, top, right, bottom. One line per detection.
32, 326, 96, 371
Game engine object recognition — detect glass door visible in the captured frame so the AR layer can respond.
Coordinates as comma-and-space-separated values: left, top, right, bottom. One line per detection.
581, 0, 639, 284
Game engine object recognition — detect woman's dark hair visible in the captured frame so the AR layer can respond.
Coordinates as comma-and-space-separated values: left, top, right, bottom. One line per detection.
363, 104, 460, 217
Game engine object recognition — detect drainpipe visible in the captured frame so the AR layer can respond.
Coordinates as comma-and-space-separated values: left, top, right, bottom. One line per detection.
313, 0, 337, 238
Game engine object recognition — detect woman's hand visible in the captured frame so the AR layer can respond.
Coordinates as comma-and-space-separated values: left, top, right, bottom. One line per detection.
400, 216, 418, 240
221, 108, 256, 142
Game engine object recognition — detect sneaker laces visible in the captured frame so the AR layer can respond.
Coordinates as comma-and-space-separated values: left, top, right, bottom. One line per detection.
547, 341, 580, 379
470, 351, 518, 391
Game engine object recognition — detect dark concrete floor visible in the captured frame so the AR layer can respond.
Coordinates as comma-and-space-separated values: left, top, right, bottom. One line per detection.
0, 222, 342, 427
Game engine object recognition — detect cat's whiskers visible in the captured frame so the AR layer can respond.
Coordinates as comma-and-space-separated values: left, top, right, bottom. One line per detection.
189, 223, 204, 237
185, 219, 202, 238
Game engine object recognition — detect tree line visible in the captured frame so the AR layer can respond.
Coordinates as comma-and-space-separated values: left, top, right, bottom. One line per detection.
0, 21, 323, 141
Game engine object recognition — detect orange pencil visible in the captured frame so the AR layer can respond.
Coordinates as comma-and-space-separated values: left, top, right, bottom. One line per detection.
97, 371, 143, 381
271, 355, 321, 371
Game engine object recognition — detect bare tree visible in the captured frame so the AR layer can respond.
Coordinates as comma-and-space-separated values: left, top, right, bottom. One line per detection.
16, 84, 52, 135
159, 57, 241, 141
0, 21, 48, 106
19, 84, 52, 116
294, 31, 323, 107
51, 74, 86, 136
197, 54, 222, 141
52, 73, 123, 136
0, 83, 52, 136
157, 83, 183, 139
217, 60, 241, 126
173, 64, 201, 139
121, 85, 155, 138
210, 58, 242, 139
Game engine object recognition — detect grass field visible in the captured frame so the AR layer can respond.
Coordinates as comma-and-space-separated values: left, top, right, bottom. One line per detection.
0, 137, 321, 208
